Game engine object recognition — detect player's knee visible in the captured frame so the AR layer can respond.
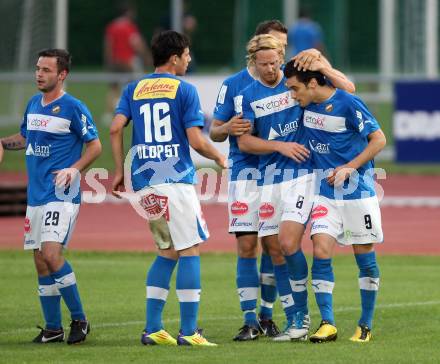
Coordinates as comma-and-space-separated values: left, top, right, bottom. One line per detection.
265, 244, 284, 265
41, 250, 63, 272
237, 234, 257, 258
313, 244, 332, 259
33, 252, 50, 276
278, 236, 300, 256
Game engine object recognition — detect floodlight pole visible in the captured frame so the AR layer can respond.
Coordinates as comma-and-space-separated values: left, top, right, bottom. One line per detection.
171, 0, 183, 33
426, 0, 438, 78
283, 0, 299, 29
55, 0, 68, 49
380, 0, 394, 90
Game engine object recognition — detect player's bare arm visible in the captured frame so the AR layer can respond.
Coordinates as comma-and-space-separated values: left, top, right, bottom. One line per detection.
209, 113, 252, 142
237, 133, 309, 163
0, 133, 26, 150
187, 126, 227, 169
53, 138, 102, 188
110, 114, 128, 198
327, 129, 386, 186
293, 51, 356, 94
0, 133, 26, 164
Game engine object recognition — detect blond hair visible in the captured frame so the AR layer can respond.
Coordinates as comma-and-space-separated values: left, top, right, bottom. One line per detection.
246, 34, 285, 67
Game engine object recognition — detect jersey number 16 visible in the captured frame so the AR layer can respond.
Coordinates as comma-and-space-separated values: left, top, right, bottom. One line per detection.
140, 102, 172, 143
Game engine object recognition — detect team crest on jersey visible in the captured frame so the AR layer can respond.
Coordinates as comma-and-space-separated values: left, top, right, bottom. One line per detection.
52, 105, 61, 114
133, 78, 180, 100
325, 104, 333, 112
139, 193, 169, 221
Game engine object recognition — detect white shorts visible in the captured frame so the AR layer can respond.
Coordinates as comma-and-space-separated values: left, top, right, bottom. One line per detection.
258, 173, 315, 237
24, 202, 80, 250
228, 180, 259, 233
137, 183, 209, 251
310, 195, 384, 246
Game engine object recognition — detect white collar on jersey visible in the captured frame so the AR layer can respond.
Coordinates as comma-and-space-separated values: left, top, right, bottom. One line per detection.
41, 91, 66, 107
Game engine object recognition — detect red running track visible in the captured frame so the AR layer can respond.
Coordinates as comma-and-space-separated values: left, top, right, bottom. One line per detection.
1, 202, 439, 255
0, 174, 439, 255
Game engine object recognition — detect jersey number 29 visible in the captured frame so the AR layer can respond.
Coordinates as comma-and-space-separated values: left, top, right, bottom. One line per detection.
140, 102, 172, 143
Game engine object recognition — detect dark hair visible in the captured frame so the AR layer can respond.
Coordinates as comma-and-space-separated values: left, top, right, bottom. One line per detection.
151, 30, 190, 67
37, 48, 71, 73
255, 20, 287, 35
284, 60, 326, 86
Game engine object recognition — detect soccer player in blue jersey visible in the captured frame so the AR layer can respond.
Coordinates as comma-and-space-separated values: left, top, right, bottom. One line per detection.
110, 30, 226, 347
284, 60, 386, 343
0, 49, 102, 344
210, 20, 289, 341
237, 34, 355, 342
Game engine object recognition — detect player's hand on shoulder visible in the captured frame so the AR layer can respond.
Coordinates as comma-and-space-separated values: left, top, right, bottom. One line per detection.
227, 113, 251, 136
277, 142, 310, 163
111, 171, 125, 198
327, 164, 356, 186
292, 49, 321, 71
52, 168, 80, 188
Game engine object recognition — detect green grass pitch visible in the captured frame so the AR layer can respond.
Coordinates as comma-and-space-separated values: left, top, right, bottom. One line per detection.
1, 250, 439, 363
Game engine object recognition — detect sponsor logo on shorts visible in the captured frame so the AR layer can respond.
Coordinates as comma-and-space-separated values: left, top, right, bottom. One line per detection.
230, 201, 249, 216
344, 230, 369, 239
133, 78, 180, 100
139, 194, 169, 220
24, 217, 31, 233
258, 222, 278, 231
311, 205, 328, 219
311, 221, 328, 230
259, 203, 275, 219
230, 218, 253, 227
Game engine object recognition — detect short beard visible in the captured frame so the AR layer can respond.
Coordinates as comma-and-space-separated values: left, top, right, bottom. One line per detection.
39, 85, 56, 93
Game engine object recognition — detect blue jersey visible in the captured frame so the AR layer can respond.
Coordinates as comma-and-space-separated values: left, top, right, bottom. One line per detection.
240, 77, 312, 185
303, 89, 380, 200
288, 19, 323, 56
20, 93, 98, 206
116, 73, 204, 190
213, 68, 259, 181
